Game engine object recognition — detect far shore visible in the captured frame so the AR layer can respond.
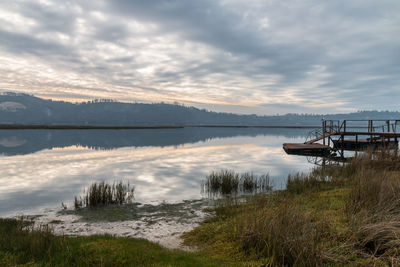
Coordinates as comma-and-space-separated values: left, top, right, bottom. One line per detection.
0, 124, 320, 130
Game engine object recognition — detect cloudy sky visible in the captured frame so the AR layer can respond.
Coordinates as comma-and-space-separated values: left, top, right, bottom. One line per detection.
0, 0, 399, 114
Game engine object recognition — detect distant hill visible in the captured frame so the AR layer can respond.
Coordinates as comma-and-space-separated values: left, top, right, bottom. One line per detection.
0, 92, 399, 126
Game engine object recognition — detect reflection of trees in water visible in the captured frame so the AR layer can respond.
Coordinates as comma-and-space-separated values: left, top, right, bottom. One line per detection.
75, 145, 117, 151
0, 127, 310, 156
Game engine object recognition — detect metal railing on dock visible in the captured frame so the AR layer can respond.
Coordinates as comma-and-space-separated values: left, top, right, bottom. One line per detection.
284, 120, 400, 158
284, 119, 400, 164
327, 119, 400, 133
309, 119, 400, 150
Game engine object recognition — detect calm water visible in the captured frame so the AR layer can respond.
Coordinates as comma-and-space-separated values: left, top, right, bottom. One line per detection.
0, 127, 320, 247
0, 127, 314, 217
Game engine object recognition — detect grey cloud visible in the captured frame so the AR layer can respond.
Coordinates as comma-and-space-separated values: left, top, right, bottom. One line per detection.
15, 1, 77, 34
0, 0, 398, 114
0, 29, 77, 60
108, 0, 322, 80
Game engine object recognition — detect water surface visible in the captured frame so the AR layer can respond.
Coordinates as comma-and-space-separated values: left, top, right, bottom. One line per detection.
0, 127, 313, 217
0, 127, 317, 247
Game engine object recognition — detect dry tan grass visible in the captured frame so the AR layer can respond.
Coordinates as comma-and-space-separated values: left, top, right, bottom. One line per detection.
345, 150, 400, 259
238, 197, 323, 266
185, 149, 400, 266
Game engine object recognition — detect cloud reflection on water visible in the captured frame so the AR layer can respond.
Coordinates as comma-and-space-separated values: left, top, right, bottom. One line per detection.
0, 128, 312, 216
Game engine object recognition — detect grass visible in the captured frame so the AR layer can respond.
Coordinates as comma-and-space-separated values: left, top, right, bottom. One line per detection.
4, 150, 400, 266
0, 217, 235, 266
203, 170, 272, 196
184, 150, 400, 266
0, 217, 67, 265
74, 181, 134, 209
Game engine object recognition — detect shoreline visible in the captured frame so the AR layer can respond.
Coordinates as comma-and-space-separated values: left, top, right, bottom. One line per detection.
2, 153, 399, 265
0, 124, 320, 130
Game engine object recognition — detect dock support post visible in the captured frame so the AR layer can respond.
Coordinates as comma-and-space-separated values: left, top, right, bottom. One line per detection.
323, 120, 326, 146
341, 134, 344, 156
369, 120, 373, 142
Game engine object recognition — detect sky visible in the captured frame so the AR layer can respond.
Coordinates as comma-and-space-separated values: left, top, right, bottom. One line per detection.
0, 0, 399, 115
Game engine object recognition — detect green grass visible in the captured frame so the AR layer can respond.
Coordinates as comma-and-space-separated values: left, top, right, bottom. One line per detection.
0, 217, 235, 266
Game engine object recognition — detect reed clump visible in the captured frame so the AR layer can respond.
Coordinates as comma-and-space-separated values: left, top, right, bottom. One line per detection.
204, 170, 272, 196
241, 173, 271, 193
74, 181, 134, 209
205, 170, 239, 195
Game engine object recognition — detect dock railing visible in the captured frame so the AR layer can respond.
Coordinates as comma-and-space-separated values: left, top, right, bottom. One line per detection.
289, 119, 400, 160
322, 119, 400, 134
306, 119, 400, 147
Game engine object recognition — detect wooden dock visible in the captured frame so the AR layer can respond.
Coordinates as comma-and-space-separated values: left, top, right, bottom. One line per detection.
283, 119, 400, 156
283, 143, 332, 156
332, 138, 398, 150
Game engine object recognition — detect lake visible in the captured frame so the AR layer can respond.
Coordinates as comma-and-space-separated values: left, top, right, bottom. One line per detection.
0, 127, 316, 247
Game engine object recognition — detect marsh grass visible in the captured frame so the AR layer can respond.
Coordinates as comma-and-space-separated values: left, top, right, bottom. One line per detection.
185, 191, 328, 266
203, 170, 272, 196
236, 191, 328, 264
281, 150, 400, 263
204, 170, 239, 195
186, 149, 400, 266
0, 217, 67, 264
74, 181, 134, 209
238, 198, 323, 266
286, 169, 343, 194
0, 218, 230, 266
241, 173, 271, 193
6, 149, 400, 266
344, 157, 400, 259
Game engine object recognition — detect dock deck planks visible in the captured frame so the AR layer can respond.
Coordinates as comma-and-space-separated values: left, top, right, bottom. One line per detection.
283, 143, 332, 156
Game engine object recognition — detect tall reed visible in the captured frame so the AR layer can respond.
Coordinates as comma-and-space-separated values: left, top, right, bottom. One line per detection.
74, 181, 134, 209
203, 170, 272, 196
